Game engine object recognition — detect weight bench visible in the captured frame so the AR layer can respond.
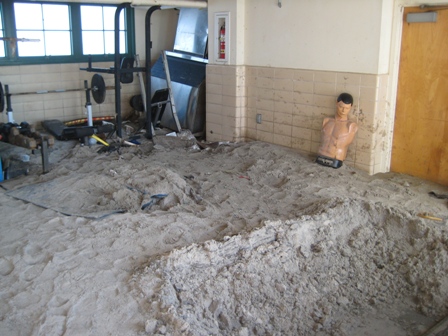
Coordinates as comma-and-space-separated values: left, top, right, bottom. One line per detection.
42, 120, 115, 142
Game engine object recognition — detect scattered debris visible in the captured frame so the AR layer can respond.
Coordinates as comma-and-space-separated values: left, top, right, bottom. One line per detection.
141, 193, 168, 210
417, 212, 444, 222
429, 191, 448, 199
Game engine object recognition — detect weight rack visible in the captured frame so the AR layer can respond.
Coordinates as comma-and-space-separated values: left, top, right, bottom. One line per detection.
80, 3, 162, 140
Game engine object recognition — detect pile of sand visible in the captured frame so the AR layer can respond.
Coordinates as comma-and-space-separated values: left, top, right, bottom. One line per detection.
0, 135, 447, 335
134, 198, 448, 335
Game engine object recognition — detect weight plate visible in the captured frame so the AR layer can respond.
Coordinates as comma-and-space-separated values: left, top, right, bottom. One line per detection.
130, 95, 144, 112
91, 74, 106, 104
0, 83, 4, 112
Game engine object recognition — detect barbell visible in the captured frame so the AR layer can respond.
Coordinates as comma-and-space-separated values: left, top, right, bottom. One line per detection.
0, 74, 111, 113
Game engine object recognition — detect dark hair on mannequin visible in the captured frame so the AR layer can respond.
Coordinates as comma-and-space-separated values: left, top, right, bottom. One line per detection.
337, 93, 353, 105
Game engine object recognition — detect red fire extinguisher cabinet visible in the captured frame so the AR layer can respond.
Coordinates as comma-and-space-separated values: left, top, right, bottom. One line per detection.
214, 12, 229, 63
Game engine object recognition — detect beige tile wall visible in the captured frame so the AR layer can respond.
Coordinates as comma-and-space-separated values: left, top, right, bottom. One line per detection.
206, 65, 246, 142
206, 64, 390, 175
1, 62, 389, 174
0, 63, 141, 128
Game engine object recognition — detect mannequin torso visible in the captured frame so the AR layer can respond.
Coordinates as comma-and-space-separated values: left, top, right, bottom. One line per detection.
318, 117, 358, 161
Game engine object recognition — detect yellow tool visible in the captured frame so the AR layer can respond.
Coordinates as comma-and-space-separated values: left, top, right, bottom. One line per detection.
91, 134, 109, 146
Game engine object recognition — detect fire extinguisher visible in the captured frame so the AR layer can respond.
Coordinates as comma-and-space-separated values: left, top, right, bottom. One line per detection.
219, 24, 225, 59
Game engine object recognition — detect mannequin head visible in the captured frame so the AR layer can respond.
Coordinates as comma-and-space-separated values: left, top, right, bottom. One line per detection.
336, 93, 353, 120
337, 93, 353, 105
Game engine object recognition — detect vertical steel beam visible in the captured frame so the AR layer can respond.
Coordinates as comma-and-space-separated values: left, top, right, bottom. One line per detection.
144, 6, 161, 140
114, 3, 130, 138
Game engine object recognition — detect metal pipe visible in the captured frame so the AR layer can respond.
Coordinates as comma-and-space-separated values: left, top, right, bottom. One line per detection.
84, 80, 93, 127
5, 85, 14, 123
2, 86, 114, 96
144, 5, 162, 140
41, 141, 50, 174
132, 0, 207, 8
114, 3, 130, 139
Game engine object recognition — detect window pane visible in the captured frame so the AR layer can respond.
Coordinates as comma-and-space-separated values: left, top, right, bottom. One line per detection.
14, 3, 43, 30
16, 31, 45, 56
14, 3, 72, 57
81, 6, 103, 30
103, 7, 124, 30
43, 5, 69, 30
45, 31, 71, 55
0, 11, 4, 57
81, 5, 127, 56
82, 31, 105, 54
104, 31, 126, 54
104, 31, 114, 54
120, 31, 126, 53
120, 11, 125, 31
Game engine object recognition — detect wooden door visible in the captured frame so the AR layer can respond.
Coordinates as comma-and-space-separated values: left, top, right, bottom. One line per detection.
391, 7, 448, 186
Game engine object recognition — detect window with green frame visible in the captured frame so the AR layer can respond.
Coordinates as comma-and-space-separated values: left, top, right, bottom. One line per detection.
0, 1, 135, 65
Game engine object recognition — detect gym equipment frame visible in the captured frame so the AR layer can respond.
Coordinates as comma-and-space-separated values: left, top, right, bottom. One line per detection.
80, 3, 162, 140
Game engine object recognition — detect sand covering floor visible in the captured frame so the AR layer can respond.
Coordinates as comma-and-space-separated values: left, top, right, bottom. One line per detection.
0, 134, 447, 336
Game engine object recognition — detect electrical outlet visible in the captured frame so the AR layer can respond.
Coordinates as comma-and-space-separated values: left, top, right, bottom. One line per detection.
256, 114, 262, 124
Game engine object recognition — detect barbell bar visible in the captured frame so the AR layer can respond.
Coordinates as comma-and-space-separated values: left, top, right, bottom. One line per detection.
0, 73, 113, 113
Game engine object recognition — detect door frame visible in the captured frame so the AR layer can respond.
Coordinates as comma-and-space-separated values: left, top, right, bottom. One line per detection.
385, 0, 447, 173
